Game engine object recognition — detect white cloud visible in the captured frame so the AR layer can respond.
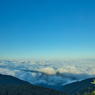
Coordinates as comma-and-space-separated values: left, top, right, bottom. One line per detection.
57, 68, 69, 73
39, 67, 56, 75
0, 59, 95, 87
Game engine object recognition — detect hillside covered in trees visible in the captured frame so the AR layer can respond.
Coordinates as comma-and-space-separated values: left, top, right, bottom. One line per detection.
60, 77, 95, 95
0, 74, 68, 95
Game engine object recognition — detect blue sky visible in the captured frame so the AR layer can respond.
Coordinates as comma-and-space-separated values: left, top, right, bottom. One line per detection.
0, 0, 95, 60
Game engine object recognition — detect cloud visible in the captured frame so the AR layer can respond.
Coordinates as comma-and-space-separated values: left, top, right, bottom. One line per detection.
57, 68, 69, 73
0, 68, 17, 76
0, 59, 95, 87
39, 67, 56, 75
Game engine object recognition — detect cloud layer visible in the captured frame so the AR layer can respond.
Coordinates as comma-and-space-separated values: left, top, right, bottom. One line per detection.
0, 59, 95, 86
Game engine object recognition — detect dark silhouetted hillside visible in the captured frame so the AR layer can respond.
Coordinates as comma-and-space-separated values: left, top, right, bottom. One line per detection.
0, 74, 68, 95
60, 77, 95, 95
0, 74, 30, 84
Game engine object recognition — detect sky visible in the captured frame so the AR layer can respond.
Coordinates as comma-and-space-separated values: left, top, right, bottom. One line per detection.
0, 0, 95, 60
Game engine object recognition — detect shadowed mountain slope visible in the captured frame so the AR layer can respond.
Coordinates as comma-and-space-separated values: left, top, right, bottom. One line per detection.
0, 74, 68, 95
0, 74, 30, 84
60, 77, 95, 95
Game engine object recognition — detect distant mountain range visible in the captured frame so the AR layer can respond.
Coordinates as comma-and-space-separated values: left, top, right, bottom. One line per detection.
0, 74, 68, 95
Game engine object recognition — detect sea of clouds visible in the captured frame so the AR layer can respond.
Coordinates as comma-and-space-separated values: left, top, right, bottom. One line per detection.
0, 59, 95, 87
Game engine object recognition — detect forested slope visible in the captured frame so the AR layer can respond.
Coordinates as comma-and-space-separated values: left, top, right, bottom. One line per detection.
60, 78, 95, 95
0, 74, 68, 95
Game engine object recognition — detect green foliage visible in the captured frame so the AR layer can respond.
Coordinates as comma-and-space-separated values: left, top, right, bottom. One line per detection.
91, 79, 95, 85
82, 79, 95, 95
83, 92, 90, 95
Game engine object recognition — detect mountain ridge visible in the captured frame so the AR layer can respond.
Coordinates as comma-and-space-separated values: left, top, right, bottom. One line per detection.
0, 74, 68, 95
60, 77, 95, 95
